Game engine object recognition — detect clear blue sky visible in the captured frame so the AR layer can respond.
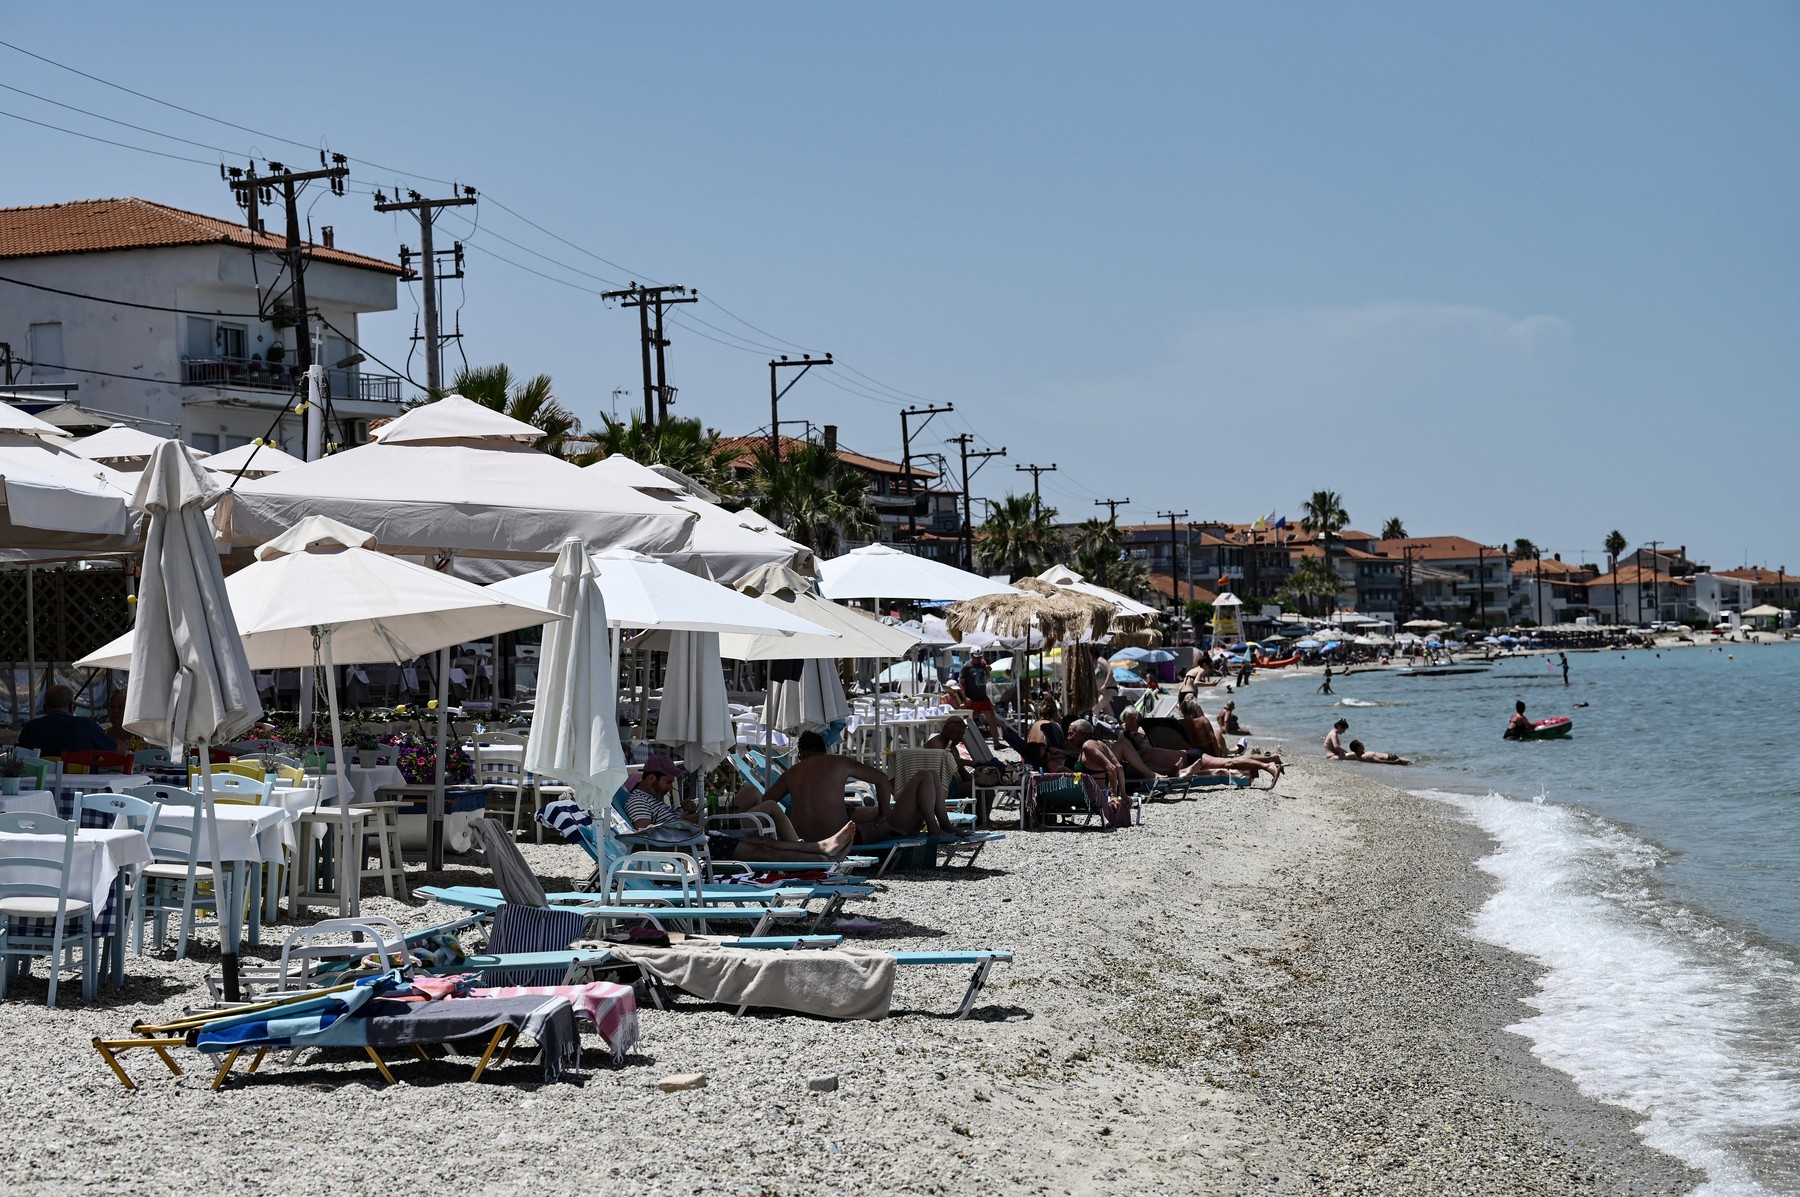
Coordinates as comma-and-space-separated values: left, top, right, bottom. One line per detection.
5, 3, 1796, 571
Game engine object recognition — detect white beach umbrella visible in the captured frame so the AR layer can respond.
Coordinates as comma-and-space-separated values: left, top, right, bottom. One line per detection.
76, 516, 562, 671
123, 441, 261, 999
817, 542, 1020, 602
69, 423, 179, 466
711, 564, 923, 661
0, 429, 138, 550
487, 547, 832, 637
586, 455, 813, 582
765, 656, 851, 736
1037, 564, 1159, 619
524, 539, 628, 831
201, 440, 306, 480
215, 396, 693, 560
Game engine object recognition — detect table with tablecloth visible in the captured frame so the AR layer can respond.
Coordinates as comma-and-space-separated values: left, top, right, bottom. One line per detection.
147, 803, 293, 948
0, 789, 59, 817
51, 774, 155, 820
0, 825, 152, 985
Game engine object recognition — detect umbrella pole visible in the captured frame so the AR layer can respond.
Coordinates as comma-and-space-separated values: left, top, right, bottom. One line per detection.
196, 740, 238, 1003
431, 646, 449, 871
321, 632, 358, 917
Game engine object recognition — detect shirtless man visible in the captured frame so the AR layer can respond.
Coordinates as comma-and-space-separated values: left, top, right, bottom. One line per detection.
1179, 696, 1226, 757
1343, 739, 1410, 765
630, 754, 858, 862
758, 730, 955, 840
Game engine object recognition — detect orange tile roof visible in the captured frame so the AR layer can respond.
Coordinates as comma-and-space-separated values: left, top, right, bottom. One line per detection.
1147, 573, 1216, 603
1378, 536, 1506, 562
1717, 566, 1789, 584
0, 197, 401, 274
1587, 564, 1693, 588
1511, 557, 1594, 579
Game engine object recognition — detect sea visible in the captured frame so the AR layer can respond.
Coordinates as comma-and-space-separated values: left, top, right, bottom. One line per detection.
1223, 643, 1800, 1196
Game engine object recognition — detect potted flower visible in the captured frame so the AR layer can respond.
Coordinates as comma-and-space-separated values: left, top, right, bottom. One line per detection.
0, 751, 31, 796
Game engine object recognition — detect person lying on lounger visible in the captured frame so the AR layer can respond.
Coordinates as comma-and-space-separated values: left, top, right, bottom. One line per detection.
630, 754, 857, 862
757, 731, 956, 842
1340, 740, 1410, 765
1061, 720, 1127, 795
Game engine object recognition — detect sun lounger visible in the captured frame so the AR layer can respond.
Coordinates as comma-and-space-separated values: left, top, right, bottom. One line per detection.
416, 884, 816, 937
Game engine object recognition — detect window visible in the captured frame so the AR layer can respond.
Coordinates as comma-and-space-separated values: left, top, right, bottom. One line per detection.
29, 322, 63, 377
218, 323, 247, 360
186, 317, 215, 359
190, 433, 220, 453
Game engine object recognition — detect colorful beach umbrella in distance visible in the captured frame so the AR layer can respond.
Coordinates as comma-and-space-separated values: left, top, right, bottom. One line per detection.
1295, 638, 1322, 650
1111, 666, 1148, 684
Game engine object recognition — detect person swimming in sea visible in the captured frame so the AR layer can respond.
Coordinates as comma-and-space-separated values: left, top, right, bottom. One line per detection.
1504, 700, 1534, 740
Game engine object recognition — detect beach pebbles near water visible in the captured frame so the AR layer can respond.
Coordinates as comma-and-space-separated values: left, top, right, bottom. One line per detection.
0, 761, 1700, 1195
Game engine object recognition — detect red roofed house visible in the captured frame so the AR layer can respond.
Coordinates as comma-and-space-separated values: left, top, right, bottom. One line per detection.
1376, 536, 1514, 626
0, 197, 401, 452
1716, 566, 1798, 613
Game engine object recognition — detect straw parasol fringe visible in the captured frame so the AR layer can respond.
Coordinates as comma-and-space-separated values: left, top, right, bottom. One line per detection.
946, 577, 1115, 644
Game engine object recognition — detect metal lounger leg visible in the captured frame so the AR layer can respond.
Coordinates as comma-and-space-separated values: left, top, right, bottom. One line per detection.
954, 958, 996, 1020
469, 1025, 514, 1082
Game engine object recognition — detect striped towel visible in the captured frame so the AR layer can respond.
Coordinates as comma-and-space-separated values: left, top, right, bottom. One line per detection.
487, 902, 587, 987
470, 981, 639, 1063
536, 797, 593, 841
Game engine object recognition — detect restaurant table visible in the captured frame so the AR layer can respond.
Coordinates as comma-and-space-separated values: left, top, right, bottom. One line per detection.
0, 825, 152, 988
148, 804, 293, 950
51, 774, 155, 820
0, 789, 59, 817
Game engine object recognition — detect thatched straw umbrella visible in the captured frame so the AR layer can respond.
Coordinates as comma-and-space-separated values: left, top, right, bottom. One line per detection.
947, 578, 1117, 708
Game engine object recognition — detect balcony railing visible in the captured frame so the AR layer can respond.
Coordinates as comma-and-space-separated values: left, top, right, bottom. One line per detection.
181, 357, 404, 403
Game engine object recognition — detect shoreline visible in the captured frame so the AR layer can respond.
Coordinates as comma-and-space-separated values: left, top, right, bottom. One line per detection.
0, 758, 1706, 1194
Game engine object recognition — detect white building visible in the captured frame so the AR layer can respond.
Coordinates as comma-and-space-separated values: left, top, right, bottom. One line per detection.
0, 197, 402, 453
1692, 573, 1753, 622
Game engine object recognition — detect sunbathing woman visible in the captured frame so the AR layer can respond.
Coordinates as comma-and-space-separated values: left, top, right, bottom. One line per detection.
1342, 739, 1410, 765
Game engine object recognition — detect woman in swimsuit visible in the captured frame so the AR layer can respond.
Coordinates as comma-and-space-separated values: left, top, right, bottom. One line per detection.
1325, 718, 1350, 760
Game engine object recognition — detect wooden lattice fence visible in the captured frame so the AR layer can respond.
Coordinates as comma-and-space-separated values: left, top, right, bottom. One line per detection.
0, 568, 133, 663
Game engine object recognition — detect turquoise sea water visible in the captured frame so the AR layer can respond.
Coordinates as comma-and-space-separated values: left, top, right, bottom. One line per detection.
1225, 644, 1800, 1196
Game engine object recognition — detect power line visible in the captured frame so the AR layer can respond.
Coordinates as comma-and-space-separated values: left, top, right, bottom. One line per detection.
0, 81, 245, 157
0, 272, 265, 318
0, 106, 217, 167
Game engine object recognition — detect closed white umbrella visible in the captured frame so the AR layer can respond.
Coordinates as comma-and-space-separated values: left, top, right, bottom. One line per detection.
524, 538, 628, 843
818, 543, 1020, 602
657, 630, 734, 774
765, 657, 851, 737
123, 441, 261, 1000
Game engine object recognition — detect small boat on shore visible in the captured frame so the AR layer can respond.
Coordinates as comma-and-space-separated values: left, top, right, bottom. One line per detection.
1256, 655, 1301, 668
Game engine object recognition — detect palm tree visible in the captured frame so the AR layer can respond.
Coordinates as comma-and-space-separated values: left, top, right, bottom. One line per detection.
583, 413, 740, 498
426, 363, 582, 457
1280, 555, 1344, 617
1300, 489, 1350, 547
1604, 529, 1628, 624
1070, 517, 1125, 587
977, 493, 1064, 578
745, 441, 877, 556
1381, 517, 1408, 541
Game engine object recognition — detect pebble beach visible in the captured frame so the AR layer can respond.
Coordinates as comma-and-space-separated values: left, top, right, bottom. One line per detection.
0, 758, 1703, 1196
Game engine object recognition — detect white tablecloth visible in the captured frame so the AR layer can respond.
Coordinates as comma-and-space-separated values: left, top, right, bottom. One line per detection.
0, 827, 152, 913
0, 790, 58, 817
54, 772, 154, 796
149, 803, 293, 865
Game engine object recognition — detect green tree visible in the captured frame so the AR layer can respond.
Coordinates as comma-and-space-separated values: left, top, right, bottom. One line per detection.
1070, 517, 1125, 587
1513, 538, 1540, 562
1604, 529, 1628, 624
1300, 490, 1351, 544
977, 494, 1065, 578
1279, 555, 1344, 617
584, 413, 740, 497
745, 442, 878, 556
1381, 517, 1408, 541
428, 363, 581, 457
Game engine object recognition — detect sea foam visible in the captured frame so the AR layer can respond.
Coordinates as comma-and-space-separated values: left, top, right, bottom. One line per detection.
1417, 788, 1800, 1197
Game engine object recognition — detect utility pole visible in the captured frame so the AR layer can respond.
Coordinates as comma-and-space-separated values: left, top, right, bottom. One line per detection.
374, 186, 477, 398
764, 354, 832, 464
1094, 497, 1130, 522
899, 404, 953, 541
1014, 463, 1057, 518
224, 154, 348, 459
1400, 544, 1418, 624
600, 283, 698, 434
1159, 511, 1189, 603
1475, 544, 1489, 628
0, 341, 14, 385
1645, 540, 1663, 623
948, 434, 1005, 571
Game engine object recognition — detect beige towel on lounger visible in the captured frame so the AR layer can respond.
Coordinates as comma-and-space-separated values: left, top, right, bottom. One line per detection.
613, 946, 897, 1020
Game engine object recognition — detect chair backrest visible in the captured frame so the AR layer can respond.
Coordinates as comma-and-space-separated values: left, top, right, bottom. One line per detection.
487, 902, 586, 987
132, 748, 174, 768
607, 850, 702, 907
0, 811, 79, 916
123, 785, 205, 865
203, 774, 275, 805
223, 738, 286, 756
60, 749, 132, 774
471, 731, 527, 748
204, 760, 270, 783
19, 759, 50, 790
76, 792, 160, 837
470, 818, 548, 907
473, 747, 525, 786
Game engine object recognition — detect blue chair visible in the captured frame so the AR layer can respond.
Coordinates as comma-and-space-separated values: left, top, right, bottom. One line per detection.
0, 812, 98, 1006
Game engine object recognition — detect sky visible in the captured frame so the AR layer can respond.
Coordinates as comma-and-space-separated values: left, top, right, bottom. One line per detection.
3, 3, 1796, 572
